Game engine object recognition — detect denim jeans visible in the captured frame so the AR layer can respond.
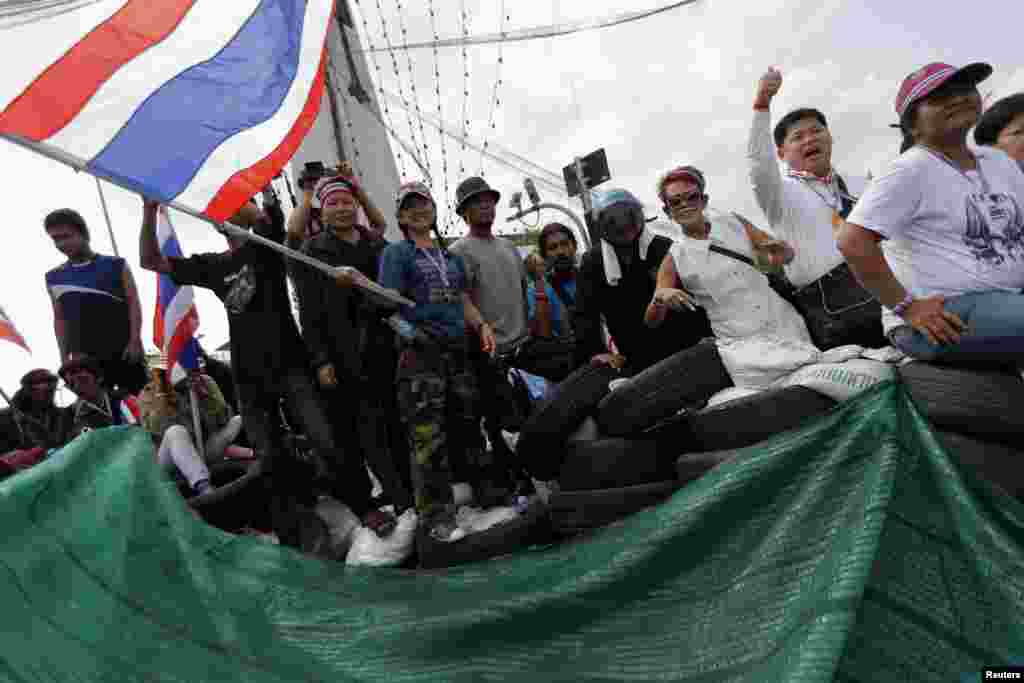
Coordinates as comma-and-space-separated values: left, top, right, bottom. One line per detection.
889, 290, 1024, 365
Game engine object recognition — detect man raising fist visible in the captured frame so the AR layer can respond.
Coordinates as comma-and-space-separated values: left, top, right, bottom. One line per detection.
747, 66, 885, 350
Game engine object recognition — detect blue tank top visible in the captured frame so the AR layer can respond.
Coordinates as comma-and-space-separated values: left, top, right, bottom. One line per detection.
46, 254, 129, 358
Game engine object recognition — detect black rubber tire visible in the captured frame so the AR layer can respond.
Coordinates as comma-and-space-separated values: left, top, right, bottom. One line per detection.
935, 430, 1024, 499
548, 479, 682, 537
416, 501, 553, 569
558, 417, 695, 491
596, 341, 731, 437
686, 385, 836, 452
899, 362, 1024, 449
516, 363, 620, 480
188, 460, 269, 531
675, 448, 743, 486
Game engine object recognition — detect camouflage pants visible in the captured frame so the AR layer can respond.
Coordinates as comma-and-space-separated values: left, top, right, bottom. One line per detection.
396, 342, 480, 518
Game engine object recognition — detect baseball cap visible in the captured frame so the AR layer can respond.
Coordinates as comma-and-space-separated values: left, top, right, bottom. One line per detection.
656, 166, 706, 199
894, 62, 992, 118
395, 180, 433, 209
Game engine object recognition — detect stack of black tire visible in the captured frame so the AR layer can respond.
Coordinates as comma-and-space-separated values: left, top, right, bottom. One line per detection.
897, 362, 1024, 499
525, 356, 840, 538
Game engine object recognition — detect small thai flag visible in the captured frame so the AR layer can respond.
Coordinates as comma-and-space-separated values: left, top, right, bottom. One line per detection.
153, 206, 200, 384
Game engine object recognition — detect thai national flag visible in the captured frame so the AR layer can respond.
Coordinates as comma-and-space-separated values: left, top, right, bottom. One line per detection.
0, 0, 336, 222
0, 304, 30, 353
153, 206, 200, 384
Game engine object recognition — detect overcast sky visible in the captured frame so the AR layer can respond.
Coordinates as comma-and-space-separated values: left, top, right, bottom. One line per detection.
1, 0, 1022, 400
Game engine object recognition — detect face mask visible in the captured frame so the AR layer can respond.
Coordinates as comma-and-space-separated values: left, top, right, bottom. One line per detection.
546, 254, 575, 275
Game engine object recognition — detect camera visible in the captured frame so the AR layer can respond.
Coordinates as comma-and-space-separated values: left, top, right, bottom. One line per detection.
298, 161, 332, 190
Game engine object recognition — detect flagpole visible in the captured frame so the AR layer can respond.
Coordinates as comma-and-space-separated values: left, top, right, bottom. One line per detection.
188, 382, 206, 462
1, 132, 413, 308
94, 177, 120, 257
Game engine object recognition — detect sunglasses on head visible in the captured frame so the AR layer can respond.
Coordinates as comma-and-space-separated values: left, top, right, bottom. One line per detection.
664, 191, 704, 208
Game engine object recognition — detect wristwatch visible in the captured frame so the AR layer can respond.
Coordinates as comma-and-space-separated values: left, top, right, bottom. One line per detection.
889, 293, 914, 317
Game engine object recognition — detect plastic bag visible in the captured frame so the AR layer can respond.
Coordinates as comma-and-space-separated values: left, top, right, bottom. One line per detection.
315, 497, 361, 560
345, 509, 418, 567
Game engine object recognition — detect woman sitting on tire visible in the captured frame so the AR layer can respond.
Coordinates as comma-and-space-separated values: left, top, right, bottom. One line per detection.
598, 165, 811, 436
378, 181, 497, 544
838, 62, 1024, 366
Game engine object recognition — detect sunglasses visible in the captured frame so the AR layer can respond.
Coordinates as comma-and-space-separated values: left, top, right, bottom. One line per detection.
665, 191, 704, 208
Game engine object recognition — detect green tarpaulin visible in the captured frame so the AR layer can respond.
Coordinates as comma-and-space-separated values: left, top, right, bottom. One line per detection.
2, 382, 1023, 682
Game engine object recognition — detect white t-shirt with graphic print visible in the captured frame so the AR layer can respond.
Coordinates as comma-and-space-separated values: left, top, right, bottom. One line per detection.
847, 146, 1024, 334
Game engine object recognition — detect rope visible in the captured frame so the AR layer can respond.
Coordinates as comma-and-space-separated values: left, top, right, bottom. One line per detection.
479, 0, 507, 176
361, 1, 701, 52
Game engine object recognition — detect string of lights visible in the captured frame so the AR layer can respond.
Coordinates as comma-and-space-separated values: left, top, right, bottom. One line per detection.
479, 0, 507, 176
327, 55, 364, 178
427, 0, 455, 232
457, 0, 471, 178
392, 0, 430, 177
369, 0, 428, 172
351, 0, 408, 179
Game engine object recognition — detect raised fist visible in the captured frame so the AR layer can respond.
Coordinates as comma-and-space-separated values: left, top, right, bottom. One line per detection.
755, 67, 783, 106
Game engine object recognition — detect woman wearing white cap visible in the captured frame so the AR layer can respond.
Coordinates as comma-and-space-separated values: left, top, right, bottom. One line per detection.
379, 181, 497, 543
839, 62, 1024, 365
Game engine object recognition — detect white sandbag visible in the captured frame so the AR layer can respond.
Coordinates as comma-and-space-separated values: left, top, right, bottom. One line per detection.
716, 336, 821, 390
819, 345, 865, 363
345, 509, 418, 567
315, 497, 361, 559
779, 358, 894, 402
703, 386, 763, 409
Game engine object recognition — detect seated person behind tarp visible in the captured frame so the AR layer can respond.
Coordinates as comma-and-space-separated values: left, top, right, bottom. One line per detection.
629, 167, 810, 433
379, 181, 497, 543
515, 189, 712, 486
451, 177, 575, 382
838, 62, 1024, 366
291, 174, 415, 517
60, 353, 214, 494
44, 209, 148, 393
286, 160, 387, 248
748, 68, 885, 350
974, 92, 1024, 168
524, 222, 578, 340
138, 358, 245, 494
0, 368, 66, 477
139, 195, 392, 546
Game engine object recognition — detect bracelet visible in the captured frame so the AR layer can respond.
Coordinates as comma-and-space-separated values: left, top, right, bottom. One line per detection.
889, 293, 914, 317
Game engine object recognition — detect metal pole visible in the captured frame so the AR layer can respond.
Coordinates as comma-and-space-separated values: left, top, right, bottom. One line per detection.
506, 201, 590, 249
573, 157, 598, 246
0, 132, 414, 309
94, 177, 120, 256
189, 381, 206, 461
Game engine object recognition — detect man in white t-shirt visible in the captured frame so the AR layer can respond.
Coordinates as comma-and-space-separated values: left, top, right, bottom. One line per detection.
747, 67, 885, 350
840, 62, 1024, 365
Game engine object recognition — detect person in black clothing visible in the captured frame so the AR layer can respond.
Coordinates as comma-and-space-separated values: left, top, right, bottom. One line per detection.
574, 189, 712, 373
516, 189, 712, 485
138, 189, 393, 545
292, 175, 414, 516
0, 368, 66, 454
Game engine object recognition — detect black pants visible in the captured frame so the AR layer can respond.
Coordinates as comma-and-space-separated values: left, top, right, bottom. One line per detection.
325, 376, 414, 514
239, 367, 373, 544
510, 336, 577, 383
595, 340, 732, 437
